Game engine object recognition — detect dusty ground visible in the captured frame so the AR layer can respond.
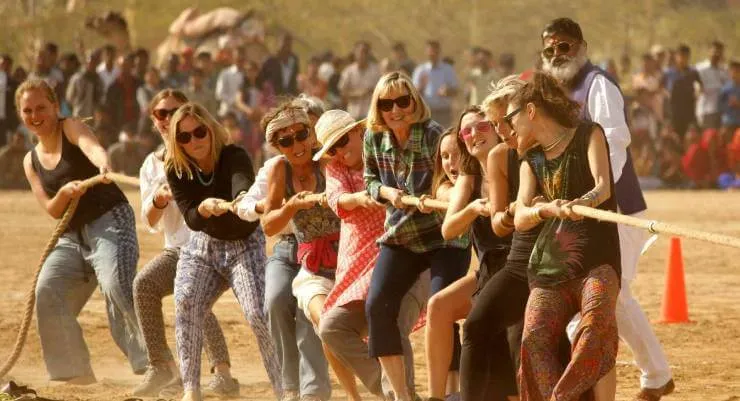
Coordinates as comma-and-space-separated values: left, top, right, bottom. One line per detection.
0, 189, 739, 401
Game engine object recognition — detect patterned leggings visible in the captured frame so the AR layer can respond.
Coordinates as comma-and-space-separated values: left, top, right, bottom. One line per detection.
133, 247, 230, 369
519, 265, 619, 401
174, 228, 282, 396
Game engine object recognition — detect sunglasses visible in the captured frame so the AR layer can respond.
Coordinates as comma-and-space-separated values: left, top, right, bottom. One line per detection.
176, 125, 208, 144
458, 121, 492, 140
152, 107, 180, 121
542, 41, 574, 59
277, 128, 309, 148
377, 95, 412, 112
327, 134, 351, 156
503, 107, 522, 130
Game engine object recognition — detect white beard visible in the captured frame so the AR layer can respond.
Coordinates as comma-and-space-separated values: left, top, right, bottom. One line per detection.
541, 46, 588, 84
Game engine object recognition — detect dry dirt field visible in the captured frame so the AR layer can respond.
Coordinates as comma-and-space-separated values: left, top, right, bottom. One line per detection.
0, 189, 739, 401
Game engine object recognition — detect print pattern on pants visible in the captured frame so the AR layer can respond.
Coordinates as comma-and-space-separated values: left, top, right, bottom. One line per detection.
133, 247, 230, 368
174, 228, 282, 397
110, 203, 145, 347
519, 265, 619, 401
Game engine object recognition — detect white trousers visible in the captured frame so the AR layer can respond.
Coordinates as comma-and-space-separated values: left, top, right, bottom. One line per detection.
568, 211, 672, 389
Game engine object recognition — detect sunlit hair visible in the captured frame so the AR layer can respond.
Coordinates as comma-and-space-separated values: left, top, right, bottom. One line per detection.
292, 94, 326, 119
431, 127, 459, 197
165, 102, 231, 179
455, 105, 491, 176
15, 78, 58, 114
481, 75, 527, 122
148, 88, 188, 116
508, 71, 581, 129
366, 71, 430, 133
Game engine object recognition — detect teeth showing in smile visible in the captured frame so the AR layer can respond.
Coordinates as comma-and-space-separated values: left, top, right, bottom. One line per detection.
295, 151, 305, 157
32, 121, 43, 127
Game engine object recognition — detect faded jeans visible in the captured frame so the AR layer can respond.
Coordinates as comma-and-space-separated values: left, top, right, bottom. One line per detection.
35, 203, 147, 380
264, 236, 331, 399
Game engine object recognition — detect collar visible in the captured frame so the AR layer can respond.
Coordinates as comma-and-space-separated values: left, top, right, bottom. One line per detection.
380, 122, 423, 153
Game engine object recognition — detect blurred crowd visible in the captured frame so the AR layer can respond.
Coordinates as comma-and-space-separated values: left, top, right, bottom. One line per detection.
0, 32, 738, 190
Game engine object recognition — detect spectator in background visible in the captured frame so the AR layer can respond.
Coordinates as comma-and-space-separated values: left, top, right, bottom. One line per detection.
58, 53, 81, 114
92, 104, 117, 148
339, 41, 381, 120
29, 47, 63, 98
260, 32, 300, 96
392, 42, 416, 77
179, 47, 195, 75
0, 54, 15, 148
619, 53, 633, 92
651, 44, 668, 72
0, 130, 29, 189
719, 60, 740, 139
498, 53, 516, 77
466, 48, 499, 105
220, 111, 245, 148
216, 47, 246, 116
97, 45, 120, 89
133, 47, 150, 81
183, 68, 218, 116
66, 49, 104, 119
666, 45, 702, 139
695, 41, 729, 130
298, 56, 328, 101
718, 128, 740, 189
681, 125, 712, 188
632, 53, 666, 122
236, 60, 275, 167
43, 42, 66, 85
195, 51, 217, 91
12, 66, 27, 83
656, 124, 685, 188
136, 66, 162, 134
413, 40, 458, 128
325, 55, 347, 109
104, 53, 142, 136
161, 54, 186, 89
108, 122, 145, 177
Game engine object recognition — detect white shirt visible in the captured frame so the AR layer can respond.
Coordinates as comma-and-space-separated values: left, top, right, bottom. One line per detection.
215, 65, 244, 116
96, 63, 120, 89
280, 57, 296, 92
139, 151, 191, 248
338, 62, 381, 119
235, 155, 293, 234
695, 59, 729, 116
587, 75, 631, 182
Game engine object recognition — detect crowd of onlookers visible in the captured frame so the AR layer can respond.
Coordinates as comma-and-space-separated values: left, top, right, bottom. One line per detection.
0, 32, 738, 190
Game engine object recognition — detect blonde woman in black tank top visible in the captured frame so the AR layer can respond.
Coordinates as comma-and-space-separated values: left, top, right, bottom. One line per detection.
18, 79, 147, 384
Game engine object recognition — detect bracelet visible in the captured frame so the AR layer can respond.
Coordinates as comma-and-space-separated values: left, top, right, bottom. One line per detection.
153, 197, 168, 209
530, 206, 543, 224
580, 190, 598, 207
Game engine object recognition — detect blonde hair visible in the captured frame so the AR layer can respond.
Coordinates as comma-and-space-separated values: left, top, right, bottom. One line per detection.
15, 78, 58, 114
366, 71, 430, 133
164, 102, 232, 179
481, 75, 527, 121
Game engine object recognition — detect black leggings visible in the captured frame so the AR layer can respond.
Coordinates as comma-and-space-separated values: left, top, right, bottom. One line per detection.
460, 256, 529, 401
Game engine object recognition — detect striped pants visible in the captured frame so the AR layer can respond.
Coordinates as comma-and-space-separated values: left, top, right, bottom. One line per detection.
174, 227, 281, 396
519, 265, 620, 401
133, 247, 230, 369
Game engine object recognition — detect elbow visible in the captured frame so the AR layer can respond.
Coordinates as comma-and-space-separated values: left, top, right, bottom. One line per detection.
440, 222, 456, 241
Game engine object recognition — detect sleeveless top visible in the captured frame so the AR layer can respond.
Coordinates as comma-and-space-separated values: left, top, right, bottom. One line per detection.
285, 158, 341, 279
31, 121, 126, 231
525, 122, 621, 288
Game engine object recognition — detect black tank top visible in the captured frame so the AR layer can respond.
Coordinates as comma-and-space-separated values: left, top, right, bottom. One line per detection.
31, 122, 126, 230
525, 122, 621, 287
506, 148, 540, 281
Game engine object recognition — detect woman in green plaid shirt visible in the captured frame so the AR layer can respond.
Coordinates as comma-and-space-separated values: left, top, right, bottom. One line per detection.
363, 72, 471, 401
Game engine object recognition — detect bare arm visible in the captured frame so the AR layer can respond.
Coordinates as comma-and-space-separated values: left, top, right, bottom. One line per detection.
488, 144, 515, 237
561, 127, 613, 220
63, 118, 111, 172
261, 159, 318, 236
441, 175, 487, 240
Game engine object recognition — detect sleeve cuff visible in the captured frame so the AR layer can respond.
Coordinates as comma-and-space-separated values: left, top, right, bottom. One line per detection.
368, 182, 383, 202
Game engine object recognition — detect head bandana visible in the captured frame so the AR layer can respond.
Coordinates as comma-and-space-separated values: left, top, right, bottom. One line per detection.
265, 107, 310, 144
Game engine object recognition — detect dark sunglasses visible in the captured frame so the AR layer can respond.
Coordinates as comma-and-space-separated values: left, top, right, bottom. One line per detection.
152, 107, 180, 121
176, 125, 208, 144
277, 129, 309, 148
503, 107, 522, 130
458, 121, 492, 140
542, 41, 573, 59
377, 95, 412, 112
327, 134, 351, 156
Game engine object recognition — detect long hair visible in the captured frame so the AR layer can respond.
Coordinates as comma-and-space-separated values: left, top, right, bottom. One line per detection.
508, 72, 581, 129
164, 102, 232, 179
455, 105, 490, 177
431, 127, 458, 197
366, 71, 430, 133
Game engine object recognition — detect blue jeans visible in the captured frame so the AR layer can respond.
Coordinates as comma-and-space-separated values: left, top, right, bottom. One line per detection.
366, 245, 470, 359
264, 236, 331, 399
35, 203, 147, 380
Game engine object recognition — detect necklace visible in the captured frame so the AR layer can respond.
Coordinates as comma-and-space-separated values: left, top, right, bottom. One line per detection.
196, 168, 214, 186
542, 128, 573, 152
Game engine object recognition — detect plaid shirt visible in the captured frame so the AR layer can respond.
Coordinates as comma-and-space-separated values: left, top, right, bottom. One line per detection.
363, 119, 469, 253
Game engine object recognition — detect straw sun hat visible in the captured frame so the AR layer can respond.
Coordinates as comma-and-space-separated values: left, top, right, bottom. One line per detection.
312, 110, 366, 161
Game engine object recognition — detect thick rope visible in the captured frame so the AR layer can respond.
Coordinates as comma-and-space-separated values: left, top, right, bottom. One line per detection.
0, 173, 138, 379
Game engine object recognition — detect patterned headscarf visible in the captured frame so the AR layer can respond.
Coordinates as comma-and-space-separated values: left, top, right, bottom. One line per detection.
265, 107, 310, 144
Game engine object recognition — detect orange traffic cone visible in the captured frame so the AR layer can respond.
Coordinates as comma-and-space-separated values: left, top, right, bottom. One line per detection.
659, 237, 690, 323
